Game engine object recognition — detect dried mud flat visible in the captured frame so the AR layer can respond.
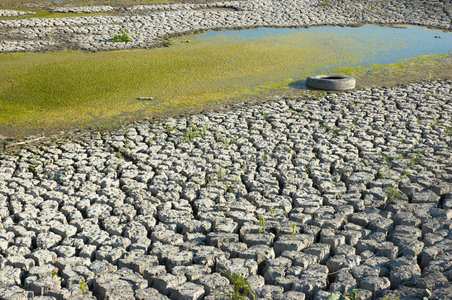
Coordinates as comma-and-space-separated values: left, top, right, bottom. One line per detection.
0, 0, 452, 299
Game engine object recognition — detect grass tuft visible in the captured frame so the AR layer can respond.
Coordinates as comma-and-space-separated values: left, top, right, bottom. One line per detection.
220, 269, 256, 300
111, 29, 133, 43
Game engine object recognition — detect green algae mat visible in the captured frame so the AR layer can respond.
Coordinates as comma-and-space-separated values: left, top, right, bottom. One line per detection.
1, 25, 451, 137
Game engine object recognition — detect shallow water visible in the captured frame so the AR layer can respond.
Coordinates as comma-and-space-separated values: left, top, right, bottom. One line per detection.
1, 24, 451, 138
194, 24, 452, 75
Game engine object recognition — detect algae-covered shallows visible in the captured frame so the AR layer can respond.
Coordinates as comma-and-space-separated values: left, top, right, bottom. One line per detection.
0, 24, 451, 136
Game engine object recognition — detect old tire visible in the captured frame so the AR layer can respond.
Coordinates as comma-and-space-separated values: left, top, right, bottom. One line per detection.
306, 75, 356, 90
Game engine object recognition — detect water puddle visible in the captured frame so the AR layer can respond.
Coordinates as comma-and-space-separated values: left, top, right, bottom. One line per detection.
1, 24, 451, 139
196, 25, 451, 66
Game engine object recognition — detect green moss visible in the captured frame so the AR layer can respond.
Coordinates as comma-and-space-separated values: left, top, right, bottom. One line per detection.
1, 28, 451, 137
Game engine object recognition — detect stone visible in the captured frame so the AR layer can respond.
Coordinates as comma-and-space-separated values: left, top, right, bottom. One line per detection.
196, 273, 229, 296
170, 282, 204, 300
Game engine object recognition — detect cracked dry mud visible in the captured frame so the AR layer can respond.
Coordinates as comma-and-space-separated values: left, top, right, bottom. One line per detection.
0, 0, 452, 299
1, 81, 451, 299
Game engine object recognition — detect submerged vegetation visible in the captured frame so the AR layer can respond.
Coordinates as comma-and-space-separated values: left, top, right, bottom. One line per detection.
1, 26, 451, 137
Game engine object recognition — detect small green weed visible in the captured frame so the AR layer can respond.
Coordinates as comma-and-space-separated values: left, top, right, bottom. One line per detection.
220, 270, 256, 300
377, 167, 390, 179
383, 153, 396, 163
222, 136, 240, 149
111, 29, 133, 43
328, 289, 359, 300
183, 123, 207, 142
304, 164, 312, 176
397, 172, 410, 181
446, 126, 452, 135
387, 187, 402, 203
258, 216, 265, 233
290, 223, 297, 239
225, 183, 233, 193
79, 281, 87, 295
430, 117, 439, 127
332, 129, 339, 138
201, 175, 212, 188
406, 156, 422, 168
217, 168, 227, 181
51, 269, 60, 281
53, 172, 62, 182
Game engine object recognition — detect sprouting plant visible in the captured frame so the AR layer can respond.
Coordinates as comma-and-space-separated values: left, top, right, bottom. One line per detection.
398, 153, 407, 159
406, 156, 422, 168
79, 281, 87, 295
352, 118, 358, 126
53, 172, 62, 182
382, 153, 396, 163
111, 29, 133, 43
446, 126, 452, 135
201, 175, 211, 188
431, 117, 439, 127
116, 151, 124, 160
377, 165, 386, 177
387, 187, 402, 203
220, 270, 256, 300
333, 129, 339, 138
183, 123, 207, 142
328, 289, 359, 300
124, 137, 130, 149
258, 216, 265, 233
411, 149, 426, 156
270, 208, 275, 215
225, 184, 233, 193
217, 168, 227, 181
51, 269, 60, 281
304, 164, 312, 176
222, 136, 240, 149
259, 153, 268, 162
339, 169, 347, 182
241, 166, 248, 174
321, 1, 329, 6
397, 172, 410, 181
290, 223, 297, 239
